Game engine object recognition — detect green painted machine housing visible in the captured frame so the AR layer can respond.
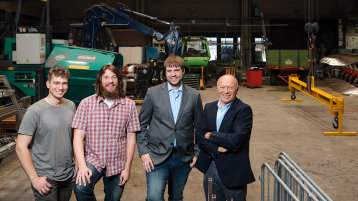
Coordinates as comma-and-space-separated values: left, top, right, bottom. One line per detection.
181, 36, 210, 68
4, 38, 16, 60
1, 38, 123, 103
266, 49, 309, 67
44, 45, 123, 103
1, 38, 40, 97
1, 70, 37, 96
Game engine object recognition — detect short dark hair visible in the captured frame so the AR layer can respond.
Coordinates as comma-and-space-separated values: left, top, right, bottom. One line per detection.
164, 54, 185, 71
94, 64, 125, 98
48, 65, 70, 81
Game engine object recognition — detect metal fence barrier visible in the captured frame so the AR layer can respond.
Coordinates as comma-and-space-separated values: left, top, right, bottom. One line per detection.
260, 152, 333, 201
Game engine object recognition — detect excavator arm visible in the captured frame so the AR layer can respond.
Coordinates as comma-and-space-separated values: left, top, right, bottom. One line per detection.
67, 3, 181, 55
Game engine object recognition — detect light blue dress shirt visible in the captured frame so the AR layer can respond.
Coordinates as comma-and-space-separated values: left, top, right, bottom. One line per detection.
216, 99, 232, 131
168, 83, 183, 147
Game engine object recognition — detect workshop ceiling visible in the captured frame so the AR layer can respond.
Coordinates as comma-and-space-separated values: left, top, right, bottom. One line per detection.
0, 0, 357, 34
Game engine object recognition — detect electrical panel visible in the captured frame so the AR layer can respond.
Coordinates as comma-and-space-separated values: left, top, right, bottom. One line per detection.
15, 33, 46, 64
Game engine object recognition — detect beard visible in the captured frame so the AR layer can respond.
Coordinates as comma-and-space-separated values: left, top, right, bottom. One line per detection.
101, 83, 119, 99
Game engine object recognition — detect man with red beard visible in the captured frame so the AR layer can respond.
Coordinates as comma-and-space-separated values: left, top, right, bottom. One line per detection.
72, 64, 141, 201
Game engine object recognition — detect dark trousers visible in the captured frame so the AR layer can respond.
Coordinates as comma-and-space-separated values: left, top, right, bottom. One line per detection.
31, 177, 73, 201
203, 161, 247, 201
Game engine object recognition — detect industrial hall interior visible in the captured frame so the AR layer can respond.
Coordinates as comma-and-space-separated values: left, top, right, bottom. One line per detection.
0, 0, 358, 201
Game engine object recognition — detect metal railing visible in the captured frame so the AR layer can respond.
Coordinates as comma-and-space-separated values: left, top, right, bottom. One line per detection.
260, 152, 333, 201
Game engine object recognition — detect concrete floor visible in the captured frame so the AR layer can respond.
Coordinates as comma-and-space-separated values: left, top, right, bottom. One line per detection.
0, 77, 357, 201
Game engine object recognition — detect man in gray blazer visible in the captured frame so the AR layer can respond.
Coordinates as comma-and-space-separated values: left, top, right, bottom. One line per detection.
137, 54, 203, 201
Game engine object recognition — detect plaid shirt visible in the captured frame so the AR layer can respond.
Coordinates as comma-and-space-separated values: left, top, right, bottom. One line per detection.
72, 95, 140, 177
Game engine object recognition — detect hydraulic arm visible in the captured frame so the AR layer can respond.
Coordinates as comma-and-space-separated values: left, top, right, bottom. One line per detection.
67, 3, 182, 55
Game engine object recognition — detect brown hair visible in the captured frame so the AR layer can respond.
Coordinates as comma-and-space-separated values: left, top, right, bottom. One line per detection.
48, 65, 70, 81
164, 54, 185, 71
94, 64, 125, 98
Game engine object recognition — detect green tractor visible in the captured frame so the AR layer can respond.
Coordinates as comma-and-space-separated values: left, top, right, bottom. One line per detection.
181, 36, 211, 89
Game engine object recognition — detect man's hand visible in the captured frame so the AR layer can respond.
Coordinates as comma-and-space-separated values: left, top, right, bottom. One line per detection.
205, 132, 212, 139
141, 153, 154, 173
218, 147, 228, 153
119, 168, 130, 186
31, 176, 52, 196
189, 156, 197, 168
72, 162, 79, 182
75, 166, 92, 186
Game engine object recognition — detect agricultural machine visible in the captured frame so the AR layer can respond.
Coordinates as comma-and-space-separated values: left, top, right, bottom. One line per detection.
180, 36, 211, 88
265, 49, 310, 85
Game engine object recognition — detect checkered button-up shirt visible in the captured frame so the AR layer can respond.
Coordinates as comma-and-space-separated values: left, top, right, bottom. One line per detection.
72, 95, 141, 177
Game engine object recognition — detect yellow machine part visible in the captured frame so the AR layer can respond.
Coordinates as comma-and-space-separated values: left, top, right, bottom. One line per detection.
281, 75, 356, 136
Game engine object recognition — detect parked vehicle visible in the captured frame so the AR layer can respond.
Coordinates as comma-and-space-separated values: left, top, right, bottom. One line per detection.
181, 36, 211, 88
265, 49, 310, 85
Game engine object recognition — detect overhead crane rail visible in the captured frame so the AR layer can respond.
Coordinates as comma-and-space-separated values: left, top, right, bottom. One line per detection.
281, 75, 356, 136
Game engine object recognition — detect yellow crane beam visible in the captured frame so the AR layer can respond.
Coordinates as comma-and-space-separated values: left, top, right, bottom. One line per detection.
281, 75, 356, 136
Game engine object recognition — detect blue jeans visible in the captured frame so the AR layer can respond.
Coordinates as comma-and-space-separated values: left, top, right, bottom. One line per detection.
146, 153, 191, 201
203, 161, 247, 201
73, 162, 124, 201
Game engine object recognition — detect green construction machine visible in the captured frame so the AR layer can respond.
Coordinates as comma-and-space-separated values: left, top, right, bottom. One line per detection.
1, 2, 182, 103
181, 36, 211, 89
44, 45, 123, 103
0, 34, 123, 103
0, 1, 123, 104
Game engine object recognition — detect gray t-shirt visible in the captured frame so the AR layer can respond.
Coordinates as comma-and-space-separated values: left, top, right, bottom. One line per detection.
18, 98, 76, 181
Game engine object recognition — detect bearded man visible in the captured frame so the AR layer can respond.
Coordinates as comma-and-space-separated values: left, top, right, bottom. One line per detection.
72, 64, 141, 201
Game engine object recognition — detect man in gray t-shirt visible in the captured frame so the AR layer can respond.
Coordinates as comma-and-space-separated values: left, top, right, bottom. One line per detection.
16, 65, 76, 201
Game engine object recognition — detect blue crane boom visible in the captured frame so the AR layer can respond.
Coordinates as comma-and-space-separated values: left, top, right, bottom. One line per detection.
67, 3, 182, 55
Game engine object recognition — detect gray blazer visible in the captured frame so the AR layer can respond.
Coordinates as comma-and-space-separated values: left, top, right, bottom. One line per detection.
137, 82, 203, 165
